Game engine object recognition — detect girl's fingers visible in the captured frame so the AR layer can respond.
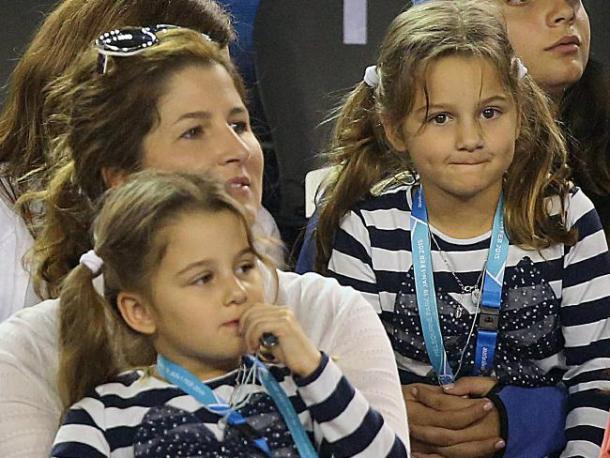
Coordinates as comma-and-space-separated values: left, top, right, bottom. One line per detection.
239, 304, 289, 335
240, 306, 295, 352
239, 305, 321, 376
243, 316, 282, 352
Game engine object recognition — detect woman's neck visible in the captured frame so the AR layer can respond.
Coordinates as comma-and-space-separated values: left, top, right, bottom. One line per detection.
422, 184, 502, 239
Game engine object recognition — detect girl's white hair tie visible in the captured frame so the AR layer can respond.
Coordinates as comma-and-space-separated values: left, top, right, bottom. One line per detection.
79, 250, 104, 277
511, 57, 528, 80
363, 65, 380, 88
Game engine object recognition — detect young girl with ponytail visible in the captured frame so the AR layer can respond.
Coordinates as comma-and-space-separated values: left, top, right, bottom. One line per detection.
313, 1, 610, 456
50, 171, 408, 457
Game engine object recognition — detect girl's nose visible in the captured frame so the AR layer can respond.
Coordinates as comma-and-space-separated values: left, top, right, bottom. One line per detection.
224, 274, 248, 306
456, 120, 484, 152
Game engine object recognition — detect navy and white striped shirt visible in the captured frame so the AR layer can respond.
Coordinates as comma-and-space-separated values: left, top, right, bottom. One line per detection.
51, 353, 407, 457
328, 185, 610, 457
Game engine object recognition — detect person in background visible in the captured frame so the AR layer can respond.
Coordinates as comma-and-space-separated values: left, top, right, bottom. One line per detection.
496, 0, 610, 236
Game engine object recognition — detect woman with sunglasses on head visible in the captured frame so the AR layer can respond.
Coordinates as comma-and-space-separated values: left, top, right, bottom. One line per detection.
0, 24, 408, 458
0, 0, 235, 322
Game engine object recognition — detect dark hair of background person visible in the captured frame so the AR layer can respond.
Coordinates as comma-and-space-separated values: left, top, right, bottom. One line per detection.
561, 57, 610, 232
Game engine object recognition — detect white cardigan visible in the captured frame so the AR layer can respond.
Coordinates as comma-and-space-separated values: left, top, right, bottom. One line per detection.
0, 193, 39, 322
0, 269, 409, 457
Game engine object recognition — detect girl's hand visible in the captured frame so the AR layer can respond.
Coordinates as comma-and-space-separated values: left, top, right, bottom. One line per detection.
239, 303, 321, 378
441, 376, 498, 397
404, 383, 504, 458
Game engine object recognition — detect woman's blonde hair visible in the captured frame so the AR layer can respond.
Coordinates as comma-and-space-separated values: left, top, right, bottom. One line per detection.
59, 170, 272, 408
0, 0, 233, 207
315, 0, 575, 272
21, 27, 246, 298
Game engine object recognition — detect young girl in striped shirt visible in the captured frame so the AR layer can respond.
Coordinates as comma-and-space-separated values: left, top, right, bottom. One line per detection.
313, 0, 610, 456
50, 171, 408, 457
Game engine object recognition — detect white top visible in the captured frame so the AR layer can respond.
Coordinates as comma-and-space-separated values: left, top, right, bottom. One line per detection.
254, 205, 286, 267
0, 269, 409, 457
0, 192, 38, 322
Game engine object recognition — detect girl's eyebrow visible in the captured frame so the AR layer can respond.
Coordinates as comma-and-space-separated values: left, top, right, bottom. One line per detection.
176, 247, 255, 276
478, 94, 510, 105
414, 94, 510, 114
176, 258, 213, 276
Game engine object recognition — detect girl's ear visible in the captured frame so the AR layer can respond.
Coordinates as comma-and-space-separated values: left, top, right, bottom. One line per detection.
382, 120, 408, 153
101, 167, 130, 190
117, 292, 157, 335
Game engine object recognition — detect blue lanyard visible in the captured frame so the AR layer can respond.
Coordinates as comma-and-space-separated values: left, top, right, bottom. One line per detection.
410, 187, 509, 383
245, 356, 318, 458
156, 354, 318, 458
474, 192, 509, 375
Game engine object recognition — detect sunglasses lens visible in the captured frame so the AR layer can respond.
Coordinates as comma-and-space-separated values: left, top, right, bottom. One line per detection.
96, 28, 157, 53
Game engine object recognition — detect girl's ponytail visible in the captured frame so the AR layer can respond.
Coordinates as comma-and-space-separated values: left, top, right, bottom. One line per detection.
315, 82, 408, 273
58, 263, 119, 408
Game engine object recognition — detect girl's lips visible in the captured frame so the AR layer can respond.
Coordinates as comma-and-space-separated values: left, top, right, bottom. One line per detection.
450, 159, 488, 166
223, 319, 240, 326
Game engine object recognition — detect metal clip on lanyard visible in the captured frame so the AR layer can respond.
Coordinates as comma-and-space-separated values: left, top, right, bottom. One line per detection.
157, 354, 318, 458
410, 187, 509, 383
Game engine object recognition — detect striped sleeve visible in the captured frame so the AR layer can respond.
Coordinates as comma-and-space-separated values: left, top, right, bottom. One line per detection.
50, 397, 110, 457
560, 190, 610, 457
328, 209, 382, 313
295, 353, 408, 457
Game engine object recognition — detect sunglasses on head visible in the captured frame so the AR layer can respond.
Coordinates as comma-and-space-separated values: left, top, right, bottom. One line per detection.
94, 24, 211, 74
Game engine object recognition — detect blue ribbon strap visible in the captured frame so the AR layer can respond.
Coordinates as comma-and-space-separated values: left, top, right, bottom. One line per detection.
410, 187, 455, 385
157, 354, 318, 457
246, 356, 318, 458
410, 187, 509, 382
474, 196, 509, 375
157, 355, 271, 456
